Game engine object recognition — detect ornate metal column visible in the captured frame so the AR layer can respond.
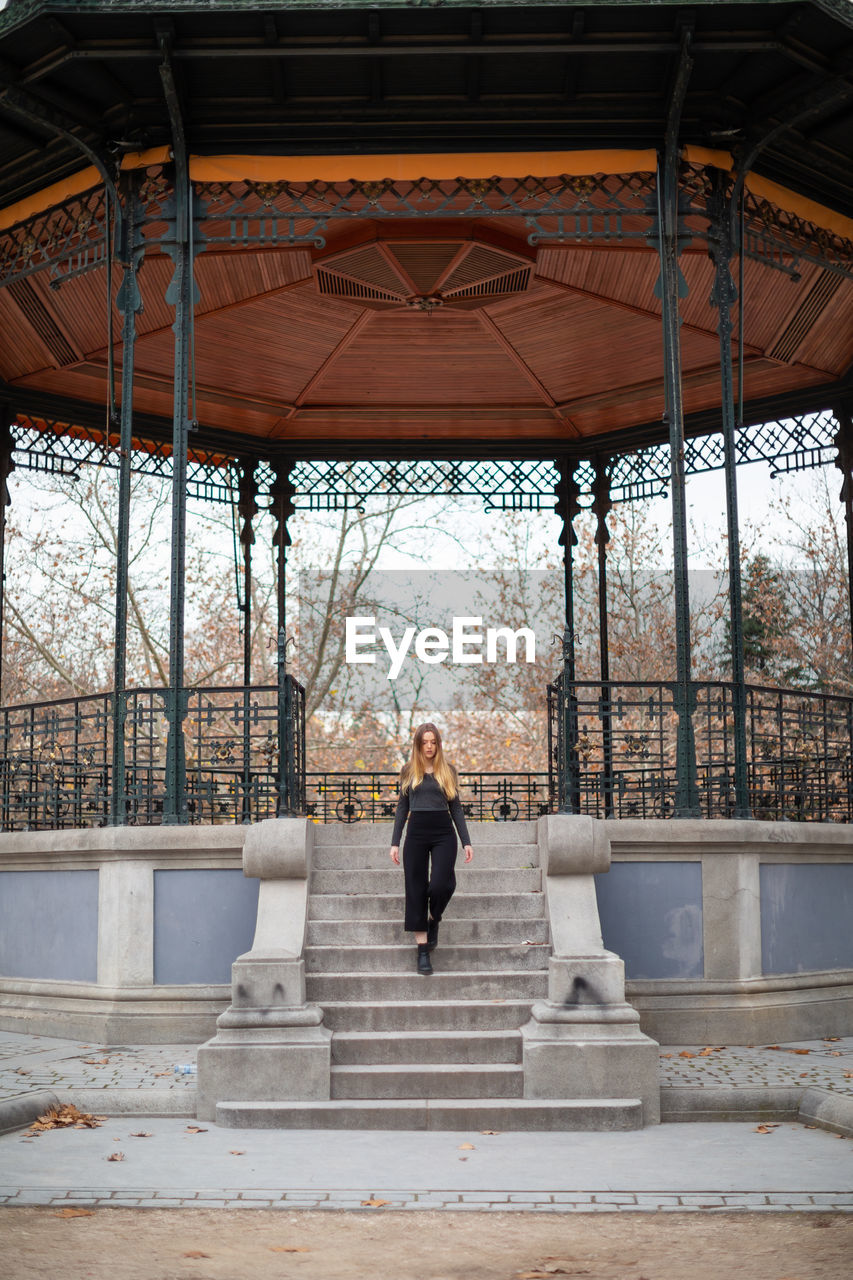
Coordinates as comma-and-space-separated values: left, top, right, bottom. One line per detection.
654, 27, 700, 817
592, 459, 614, 816
159, 32, 199, 824
708, 173, 751, 818
238, 459, 258, 823
835, 404, 853, 664
555, 456, 581, 814
109, 180, 144, 826
271, 459, 297, 816
0, 406, 14, 709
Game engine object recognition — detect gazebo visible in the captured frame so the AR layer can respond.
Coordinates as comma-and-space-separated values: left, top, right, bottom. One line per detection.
0, 0, 851, 829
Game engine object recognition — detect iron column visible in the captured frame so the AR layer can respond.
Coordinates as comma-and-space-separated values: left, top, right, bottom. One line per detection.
654, 28, 700, 817
709, 173, 751, 818
109, 181, 144, 826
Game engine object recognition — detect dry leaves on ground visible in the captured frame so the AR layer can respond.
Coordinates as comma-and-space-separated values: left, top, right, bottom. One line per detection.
29, 1104, 106, 1133
360, 1198, 390, 1207
698, 1046, 727, 1056
269, 1247, 311, 1253
480, 1130, 501, 1135
679, 1051, 695, 1059
754, 1124, 780, 1134
130, 1132, 152, 1138
229, 1150, 246, 1156
82, 1058, 110, 1066
185, 1126, 208, 1134
106, 1151, 125, 1162
459, 1143, 475, 1150
183, 1251, 210, 1259
15, 1068, 30, 1075
53, 1207, 94, 1219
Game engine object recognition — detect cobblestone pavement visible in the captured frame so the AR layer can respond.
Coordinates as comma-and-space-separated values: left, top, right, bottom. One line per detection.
2, 1032, 852, 1215
3, 1031, 852, 1101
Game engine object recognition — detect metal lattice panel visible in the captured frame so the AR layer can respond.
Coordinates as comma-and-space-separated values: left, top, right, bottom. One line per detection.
288, 457, 562, 512
10, 417, 248, 506
0, 185, 109, 290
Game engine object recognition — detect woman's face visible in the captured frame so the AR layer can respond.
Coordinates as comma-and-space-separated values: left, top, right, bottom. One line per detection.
420, 731, 437, 761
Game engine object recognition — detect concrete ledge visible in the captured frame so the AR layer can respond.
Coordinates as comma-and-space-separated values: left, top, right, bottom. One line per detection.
660, 1086, 802, 1124
799, 1086, 853, 1137
216, 1097, 643, 1130
0, 1090, 60, 1136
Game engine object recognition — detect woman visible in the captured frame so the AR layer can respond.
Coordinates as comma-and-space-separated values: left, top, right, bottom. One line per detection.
389, 722, 474, 975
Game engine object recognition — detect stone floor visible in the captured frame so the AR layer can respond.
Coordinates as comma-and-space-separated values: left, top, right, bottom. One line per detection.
0, 1031, 852, 1213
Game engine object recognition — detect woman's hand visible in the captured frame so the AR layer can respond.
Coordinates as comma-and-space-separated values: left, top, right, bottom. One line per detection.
390, 845, 400, 865
464, 844, 474, 863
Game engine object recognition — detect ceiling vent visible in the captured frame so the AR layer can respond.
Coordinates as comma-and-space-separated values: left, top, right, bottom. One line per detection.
315, 240, 532, 311
766, 271, 843, 364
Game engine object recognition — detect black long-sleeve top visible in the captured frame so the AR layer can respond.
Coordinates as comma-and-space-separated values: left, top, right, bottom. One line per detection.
391, 772, 472, 847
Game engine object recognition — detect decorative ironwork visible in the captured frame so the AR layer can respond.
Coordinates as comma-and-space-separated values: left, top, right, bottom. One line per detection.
9, 416, 251, 505
546, 676, 853, 823
0, 184, 108, 290
288, 457, 561, 512
305, 771, 550, 825
0, 679, 306, 830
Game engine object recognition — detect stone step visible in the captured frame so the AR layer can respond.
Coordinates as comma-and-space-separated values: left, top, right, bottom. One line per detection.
309, 892, 546, 921
312, 820, 539, 848
311, 868, 542, 895
320, 1000, 535, 1032
305, 943, 551, 974
312, 843, 540, 870
331, 1063, 523, 1100
306, 918, 550, 946
216, 1098, 644, 1131
331, 1029, 521, 1066
306, 970, 548, 1003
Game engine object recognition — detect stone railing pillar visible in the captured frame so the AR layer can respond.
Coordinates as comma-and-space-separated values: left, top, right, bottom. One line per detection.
522, 814, 661, 1124
196, 817, 331, 1121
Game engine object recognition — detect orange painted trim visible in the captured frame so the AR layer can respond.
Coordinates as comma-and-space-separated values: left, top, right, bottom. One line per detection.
121, 146, 172, 170
186, 149, 659, 183
684, 145, 853, 241
0, 165, 102, 232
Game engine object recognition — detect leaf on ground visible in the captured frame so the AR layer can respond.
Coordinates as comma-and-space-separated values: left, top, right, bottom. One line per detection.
183, 1251, 210, 1259
154, 1071, 172, 1077
82, 1058, 110, 1066
843, 1071, 853, 1078
30, 1103, 105, 1131
360, 1198, 390, 1207
754, 1124, 778, 1133
458, 1142, 475, 1150
15, 1067, 30, 1075
185, 1126, 208, 1134
830, 1051, 843, 1057
659, 1053, 673, 1059
803, 1124, 819, 1129
799, 1073, 810, 1078
824, 1037, 841, 1042
54, 1207, 94, 1218
229, 1150, 246, 1156
130, 1132, 152, 1138
107, 1151, 125, 1161
515, 1272, 554, 1279
480, 1130, 501, 1135
269, 1247, 311, 1253
791, 1049, 810, 1055
678, 1051, 695, 1059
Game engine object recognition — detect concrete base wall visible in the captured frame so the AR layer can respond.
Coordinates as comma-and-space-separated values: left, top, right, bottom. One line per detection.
0, 819, 850, 1046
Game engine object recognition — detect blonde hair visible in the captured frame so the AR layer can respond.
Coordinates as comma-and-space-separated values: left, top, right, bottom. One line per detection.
399, 722, 457, 800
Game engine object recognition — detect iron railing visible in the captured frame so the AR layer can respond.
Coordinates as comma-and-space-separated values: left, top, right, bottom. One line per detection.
0, 680, 305, 830
547, 676, 853, 823
305, 771, 551, 825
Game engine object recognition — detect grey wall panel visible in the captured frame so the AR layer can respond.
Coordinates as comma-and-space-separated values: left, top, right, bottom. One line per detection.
761, 863, 853, 975
595, 861, 704, 980
0, 869, 98, 982
153, 869, 259, 985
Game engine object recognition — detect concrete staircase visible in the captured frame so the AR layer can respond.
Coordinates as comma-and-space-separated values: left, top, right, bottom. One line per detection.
217, 821, 643, 1130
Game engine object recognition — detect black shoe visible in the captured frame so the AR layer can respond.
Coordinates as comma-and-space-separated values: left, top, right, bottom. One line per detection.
427, 918, 439, 952
417, 945, 433, 976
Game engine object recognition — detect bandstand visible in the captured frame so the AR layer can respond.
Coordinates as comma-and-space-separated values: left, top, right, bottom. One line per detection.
0, 1, 851, 1125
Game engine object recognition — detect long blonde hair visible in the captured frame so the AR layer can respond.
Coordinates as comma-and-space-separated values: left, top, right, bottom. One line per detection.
399, 722, 457, 799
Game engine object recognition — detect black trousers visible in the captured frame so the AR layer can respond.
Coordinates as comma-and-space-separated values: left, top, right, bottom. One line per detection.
402, 811, 458, 933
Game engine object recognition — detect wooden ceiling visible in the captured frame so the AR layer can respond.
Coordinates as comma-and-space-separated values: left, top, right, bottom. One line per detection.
2, 217, 850, 447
